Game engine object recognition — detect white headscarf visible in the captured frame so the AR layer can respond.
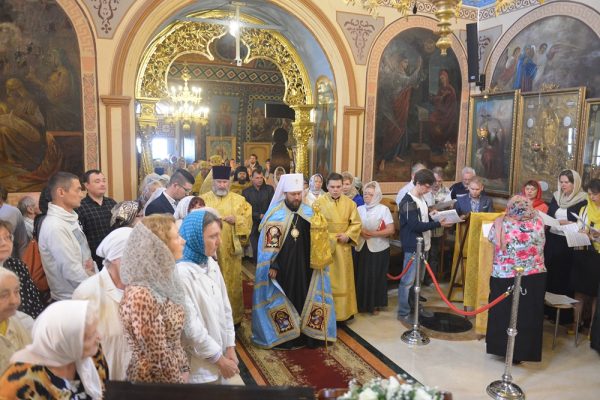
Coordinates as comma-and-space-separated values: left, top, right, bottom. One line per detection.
11, 300, 103, 399
142, 186, 166, 214
173, 195, 194, 220
96, 227, 133, 269
269, 173, 304, 210
363, 181, 383, 210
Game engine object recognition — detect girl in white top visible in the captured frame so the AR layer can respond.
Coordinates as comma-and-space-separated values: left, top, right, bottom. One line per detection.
355, 181, 395, 314
304, 173, 325, 206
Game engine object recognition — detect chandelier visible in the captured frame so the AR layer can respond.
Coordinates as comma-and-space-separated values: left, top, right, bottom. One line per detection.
344, 1, 540, 56
165, 65, 209, 125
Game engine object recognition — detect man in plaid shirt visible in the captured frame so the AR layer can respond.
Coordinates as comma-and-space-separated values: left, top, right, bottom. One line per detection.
76, 169, 117, 270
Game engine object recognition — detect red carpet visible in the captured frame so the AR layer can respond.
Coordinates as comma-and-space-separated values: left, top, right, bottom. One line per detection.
237, 278, 411, 390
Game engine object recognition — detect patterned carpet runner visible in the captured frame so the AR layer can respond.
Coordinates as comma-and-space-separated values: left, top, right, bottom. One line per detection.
237, 278, 414, 390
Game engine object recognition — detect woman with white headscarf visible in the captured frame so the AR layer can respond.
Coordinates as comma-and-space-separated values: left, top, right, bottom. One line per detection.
355, 181, 395, 314
119, 214, 190, 383
178, 210, 239, 383
174, 196, 205, 228
0, 300, 106, 400
303, 173, 325, 206
73, 227, 133, 381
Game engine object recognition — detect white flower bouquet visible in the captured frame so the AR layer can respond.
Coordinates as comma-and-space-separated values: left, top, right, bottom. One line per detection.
337, 375, 445, 400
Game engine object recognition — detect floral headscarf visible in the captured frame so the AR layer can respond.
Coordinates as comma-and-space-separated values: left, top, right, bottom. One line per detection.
110, 201, 140, 229
494, 195, 535, 252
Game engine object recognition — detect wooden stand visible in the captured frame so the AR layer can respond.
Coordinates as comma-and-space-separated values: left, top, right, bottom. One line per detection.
447, 216, 470, 302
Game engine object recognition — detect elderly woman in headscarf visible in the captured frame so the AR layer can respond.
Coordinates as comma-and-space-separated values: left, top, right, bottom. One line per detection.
487, 195, 546, 363
0, 267, 32, 374
174, 196, 205, 228
119, 214, 190, 383
341, 171, 364, 206
303, 173, 325, 206
177, 209, 239, 383
544, 169, 588, 323
355, 181, 395, 314
73, 227, 133, 380
0, 300, 107, 400
110, 200, 142, 231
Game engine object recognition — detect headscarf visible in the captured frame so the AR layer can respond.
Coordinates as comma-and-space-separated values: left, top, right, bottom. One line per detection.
521, 181, 545, 210
10, 300, 103, 399
269, 173, 304, 210
173, 195, 194, 220
553, 169, 587, 208
309, 174, 325, 196
142, 186, 166, 214
120, 222, 185, 307
363, 181, 383, 210
178, 210, 209, 266
96, 227, 133, 269
110, 201, 140, 229
494, 195, 536, 252
272, 166, 286, 187
342, 171, 359, 200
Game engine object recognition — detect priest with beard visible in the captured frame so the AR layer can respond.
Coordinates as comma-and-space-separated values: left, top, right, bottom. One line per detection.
251, 174, 336, 349
200, 165, 252, 325
230, 165, 252, 195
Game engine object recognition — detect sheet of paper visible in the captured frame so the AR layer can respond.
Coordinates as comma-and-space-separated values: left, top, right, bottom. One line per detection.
430, 209, 462, 224
430, 200, 456, 211
544, 292, 579, 305
558, 223, 580, 234
538, 211, 560, 227
565, 231, 591, 247
571, 212, 600, 233
482, 222, 493, 238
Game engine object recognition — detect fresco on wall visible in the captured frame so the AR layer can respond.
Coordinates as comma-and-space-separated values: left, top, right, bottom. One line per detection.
373, 28, 461, 182
0, 0, 82, 192
490, 16, 600, 96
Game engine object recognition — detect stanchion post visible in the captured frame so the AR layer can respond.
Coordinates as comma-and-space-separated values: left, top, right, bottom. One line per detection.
486, 267, 525, 400
401, 237, 430, 346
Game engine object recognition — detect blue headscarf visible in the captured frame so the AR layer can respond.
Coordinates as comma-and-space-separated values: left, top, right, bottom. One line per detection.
179, 209, 208, 265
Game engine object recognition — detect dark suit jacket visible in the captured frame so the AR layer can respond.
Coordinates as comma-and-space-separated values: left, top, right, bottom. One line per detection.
144, 193, 175, 216
454, 194, 493, 216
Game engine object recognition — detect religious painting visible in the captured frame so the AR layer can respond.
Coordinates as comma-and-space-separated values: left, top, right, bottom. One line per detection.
243, 142, 271, 166
313, 77, 335, 177
209, 95, 240, 137
513, 87, 586, 202
466, 90, 519, 197
490, 16, 600, 97
246, 96, 291, 142
581, 99, 600, 187
270, 307, 294, 335
0, 0, 83, 192
206, 136, 236, 161
373, 28, 461, 182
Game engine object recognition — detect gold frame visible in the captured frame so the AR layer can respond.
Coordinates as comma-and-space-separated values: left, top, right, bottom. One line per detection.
513, 87, 586, 201
207, 136, 237, 161
243, 142, 271, 165
581, 98, 600, 187
466, 90, 519, 197
313, 76, 337, 176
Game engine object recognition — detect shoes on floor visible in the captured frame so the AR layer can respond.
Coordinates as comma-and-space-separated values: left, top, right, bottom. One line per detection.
419, 307, 434, 318
419, 295, 427, 303
397, 314, 413, 324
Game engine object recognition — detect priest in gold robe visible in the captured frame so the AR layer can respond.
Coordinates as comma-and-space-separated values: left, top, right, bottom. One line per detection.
201, 165, 252, 324
313, 172, 362, 322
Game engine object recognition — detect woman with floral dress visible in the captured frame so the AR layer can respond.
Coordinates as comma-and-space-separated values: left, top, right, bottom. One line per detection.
486, 195, 546, 363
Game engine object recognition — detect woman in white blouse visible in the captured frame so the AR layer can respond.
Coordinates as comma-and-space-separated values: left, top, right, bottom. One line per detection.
304, 173, 325, 206
177, 209, 239, 383
355, 181, 395, 314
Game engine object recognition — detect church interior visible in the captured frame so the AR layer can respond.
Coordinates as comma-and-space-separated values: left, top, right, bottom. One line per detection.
1, 0, 599, 399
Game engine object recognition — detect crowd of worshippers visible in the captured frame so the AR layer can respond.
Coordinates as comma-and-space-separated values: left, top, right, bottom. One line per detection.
1, 153, 600, 398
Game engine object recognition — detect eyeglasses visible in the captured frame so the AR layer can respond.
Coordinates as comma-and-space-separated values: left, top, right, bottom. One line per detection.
179, 184, 192, 195
0, 234, 14, 244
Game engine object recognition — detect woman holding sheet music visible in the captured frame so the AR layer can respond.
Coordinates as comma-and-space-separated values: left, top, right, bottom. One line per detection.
487, 195, 546, 362
544, 169, 587, 323
571, 179, 600, 333
355, 181, 395, 314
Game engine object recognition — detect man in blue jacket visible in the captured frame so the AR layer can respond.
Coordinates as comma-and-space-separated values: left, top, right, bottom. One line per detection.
398, 169, 453, 322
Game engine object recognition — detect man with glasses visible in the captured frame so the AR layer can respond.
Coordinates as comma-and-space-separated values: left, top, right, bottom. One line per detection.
200, 166, 252, 325
145, 168, 195, 216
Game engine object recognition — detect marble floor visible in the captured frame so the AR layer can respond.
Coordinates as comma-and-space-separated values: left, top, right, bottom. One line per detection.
347, 285, 600, 399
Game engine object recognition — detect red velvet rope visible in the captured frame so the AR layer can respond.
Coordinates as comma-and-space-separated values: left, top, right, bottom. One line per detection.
423, 259, 510, 316
386, 257, 414, 281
